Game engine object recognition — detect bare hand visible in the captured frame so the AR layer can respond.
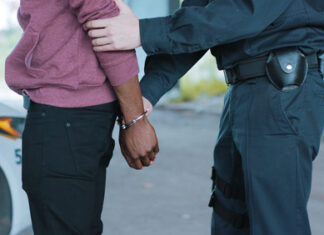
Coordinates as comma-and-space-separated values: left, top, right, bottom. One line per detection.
86, 0, 141, 52
143, 96, 153, 116
119, 116, 159, 170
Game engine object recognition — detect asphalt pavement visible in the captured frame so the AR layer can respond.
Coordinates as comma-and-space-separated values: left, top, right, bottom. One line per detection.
19, 101, 324, 235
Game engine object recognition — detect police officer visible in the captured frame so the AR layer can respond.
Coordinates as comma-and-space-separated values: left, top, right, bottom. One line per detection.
86, 0, 324, 234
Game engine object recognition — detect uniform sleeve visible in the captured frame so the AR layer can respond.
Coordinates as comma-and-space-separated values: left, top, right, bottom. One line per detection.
139, 0, 293, 55
69, 0, 139, 86
139, 0, 209, 105
140, 51, 207, 105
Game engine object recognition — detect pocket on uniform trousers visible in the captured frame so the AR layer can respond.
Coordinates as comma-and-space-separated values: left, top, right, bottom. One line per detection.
277, 83, 306, 135
247, 77, 302, 135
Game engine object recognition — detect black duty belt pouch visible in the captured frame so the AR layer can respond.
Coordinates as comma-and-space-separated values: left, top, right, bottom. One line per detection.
265, 47, 308, 91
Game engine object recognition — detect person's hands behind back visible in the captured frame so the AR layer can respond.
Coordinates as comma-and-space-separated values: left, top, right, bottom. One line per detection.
119, 115, 159, 170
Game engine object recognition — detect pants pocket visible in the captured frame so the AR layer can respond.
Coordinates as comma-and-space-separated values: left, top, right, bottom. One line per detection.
64, 116, 116, 179
277, 85, 305, 135
42, 120, 79, 178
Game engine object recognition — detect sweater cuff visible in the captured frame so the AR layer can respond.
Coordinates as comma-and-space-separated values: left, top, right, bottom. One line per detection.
140, 17, 172, 55
101, 53, 139, 87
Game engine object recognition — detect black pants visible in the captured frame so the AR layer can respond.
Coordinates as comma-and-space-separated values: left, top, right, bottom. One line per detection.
22, 101, 118, 235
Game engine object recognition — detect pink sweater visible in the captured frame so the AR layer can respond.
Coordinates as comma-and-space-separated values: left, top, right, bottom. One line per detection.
5, 0, 139, 108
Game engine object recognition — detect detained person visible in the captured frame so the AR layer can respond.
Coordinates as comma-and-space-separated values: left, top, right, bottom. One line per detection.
5, 0, 159, 234
86, 0, 324, 234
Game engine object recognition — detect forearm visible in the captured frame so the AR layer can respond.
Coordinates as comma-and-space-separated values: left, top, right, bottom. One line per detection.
140, 50, 207, 106
113, 76, 144, 123
140, 0, 293, 55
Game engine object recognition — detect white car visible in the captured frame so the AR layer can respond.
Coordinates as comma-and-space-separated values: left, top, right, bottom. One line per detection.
0, 100, 31, 235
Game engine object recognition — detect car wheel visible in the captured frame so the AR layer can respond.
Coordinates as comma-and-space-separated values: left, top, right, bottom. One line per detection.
0, 168, 12, 235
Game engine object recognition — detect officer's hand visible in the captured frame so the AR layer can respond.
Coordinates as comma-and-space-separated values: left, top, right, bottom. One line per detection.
86, 0, 141, 51
119, 116, 159, 170
143, 96, 153, 116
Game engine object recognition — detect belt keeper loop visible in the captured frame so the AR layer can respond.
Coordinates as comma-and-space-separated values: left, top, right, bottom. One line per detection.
319, 52, 324, 79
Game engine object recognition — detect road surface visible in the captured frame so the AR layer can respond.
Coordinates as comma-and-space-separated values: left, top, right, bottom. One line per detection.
19, 108, 324, 235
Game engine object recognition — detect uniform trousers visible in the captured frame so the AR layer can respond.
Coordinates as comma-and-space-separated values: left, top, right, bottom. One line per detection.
210, 69, 324, 235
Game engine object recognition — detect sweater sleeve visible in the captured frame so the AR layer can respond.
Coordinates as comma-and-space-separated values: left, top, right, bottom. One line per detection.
69, 0, 139, 86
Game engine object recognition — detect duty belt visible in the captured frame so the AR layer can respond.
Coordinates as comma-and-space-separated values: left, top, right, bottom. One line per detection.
224, 52, 323, 85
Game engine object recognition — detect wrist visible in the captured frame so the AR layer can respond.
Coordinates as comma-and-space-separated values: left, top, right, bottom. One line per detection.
118, 110, 148, 130
121, 107, 145, 124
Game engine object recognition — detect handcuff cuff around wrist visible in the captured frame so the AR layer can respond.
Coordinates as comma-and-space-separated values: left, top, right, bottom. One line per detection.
117, 110, 148, 130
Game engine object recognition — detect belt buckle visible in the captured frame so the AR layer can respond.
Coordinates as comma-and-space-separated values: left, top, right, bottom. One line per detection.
224, 67, 238, 85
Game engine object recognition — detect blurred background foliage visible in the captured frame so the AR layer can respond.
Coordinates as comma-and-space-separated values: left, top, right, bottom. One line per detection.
175, 0, 227, 102
176, 52, 227, 102
0, 0, 227, 101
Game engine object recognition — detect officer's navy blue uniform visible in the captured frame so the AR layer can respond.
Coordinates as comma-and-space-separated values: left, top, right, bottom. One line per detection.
139, 0, 324, 234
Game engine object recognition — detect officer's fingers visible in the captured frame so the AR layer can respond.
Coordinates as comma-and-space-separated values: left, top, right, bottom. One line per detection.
92, 37, 113, 47
142, 97, 153, 116
86, 19, 109, 29
93, 44, 117, 52
141, 155, 151, 167
88, 29, 108, 38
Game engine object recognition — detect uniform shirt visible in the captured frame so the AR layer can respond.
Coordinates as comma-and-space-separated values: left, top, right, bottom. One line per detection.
5, 0, 139, 108
139, 0, 324, 105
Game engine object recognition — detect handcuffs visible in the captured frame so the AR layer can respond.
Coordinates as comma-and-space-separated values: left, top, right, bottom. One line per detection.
117, 110, 148, 130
